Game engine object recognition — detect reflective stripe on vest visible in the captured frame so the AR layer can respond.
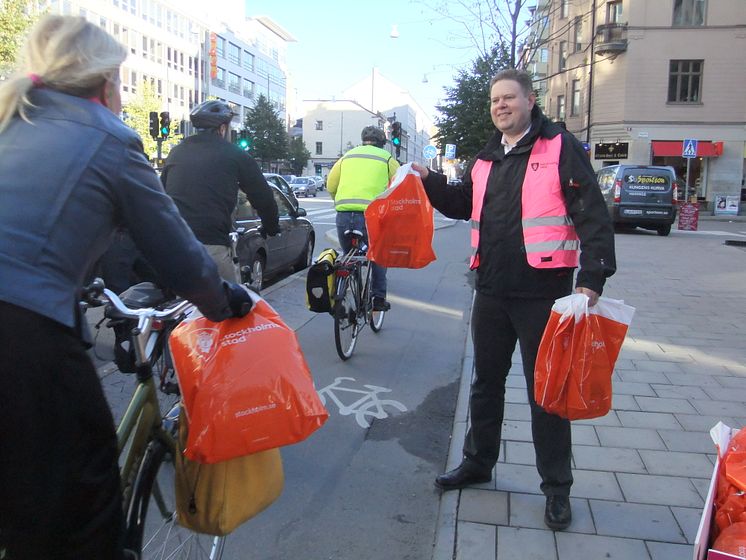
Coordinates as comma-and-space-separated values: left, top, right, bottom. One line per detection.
334, 145, 391, 211
469, 135, 579, 270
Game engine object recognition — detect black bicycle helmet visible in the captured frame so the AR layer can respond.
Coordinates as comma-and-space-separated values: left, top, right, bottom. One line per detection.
190, 100, 235, 129
361, 126, 386, 147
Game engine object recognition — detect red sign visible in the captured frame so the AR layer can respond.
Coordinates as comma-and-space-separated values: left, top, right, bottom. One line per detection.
209, 32, 218, 79
677, 202, 699, 231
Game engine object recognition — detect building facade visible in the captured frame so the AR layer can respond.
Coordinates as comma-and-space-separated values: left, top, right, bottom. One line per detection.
525, 0, 746, 210
40, 1, 292, 154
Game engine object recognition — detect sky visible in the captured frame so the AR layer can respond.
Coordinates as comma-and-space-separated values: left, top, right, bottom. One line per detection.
243, 0, 485, 120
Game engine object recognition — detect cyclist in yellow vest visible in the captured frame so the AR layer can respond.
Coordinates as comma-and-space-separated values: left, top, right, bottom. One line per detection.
327, 126, 400, 310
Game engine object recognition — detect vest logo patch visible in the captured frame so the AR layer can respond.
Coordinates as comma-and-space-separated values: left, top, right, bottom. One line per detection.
531, 163, 539, 171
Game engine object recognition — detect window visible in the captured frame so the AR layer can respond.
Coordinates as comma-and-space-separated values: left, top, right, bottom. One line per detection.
557, 95, 566, 120
571, 80, 581, 116
668, 60, 703, 103
574, 17, 583, 52
607, 1, 623, 23
673, 0, 705, 26
560, 0, 569, 18
315, 120, 323, 131
228, 72, 240, 94
559, 41, 567, 71
242, 51, 254, 72
540, 48, 548, 63
215, 36, 225, 58
243, 78, 254, 98
315, 142, 323, 155
227, 43, 240, 65
213, 67, 226, 89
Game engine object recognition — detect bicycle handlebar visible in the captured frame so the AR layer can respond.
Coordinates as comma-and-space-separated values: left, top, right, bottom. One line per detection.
82, 278, 193, 323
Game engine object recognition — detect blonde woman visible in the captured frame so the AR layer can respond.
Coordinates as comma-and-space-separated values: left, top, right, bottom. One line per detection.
0, 15, 253, 559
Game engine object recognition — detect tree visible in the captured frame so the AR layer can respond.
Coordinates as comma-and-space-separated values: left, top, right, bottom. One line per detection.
432, 46, 510, 161
0, 0, 39, 78
244, 94, 288, 171
287, 136, 310, 176
122, 81, 181, 159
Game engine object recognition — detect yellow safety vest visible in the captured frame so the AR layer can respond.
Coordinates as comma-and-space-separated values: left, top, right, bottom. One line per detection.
334, 145, 392, 212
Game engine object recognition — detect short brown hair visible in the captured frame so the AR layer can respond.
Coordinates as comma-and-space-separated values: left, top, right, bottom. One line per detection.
489, 69, 534, 97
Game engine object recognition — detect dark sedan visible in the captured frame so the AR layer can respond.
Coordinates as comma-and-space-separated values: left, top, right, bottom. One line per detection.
235, 185, 315, 291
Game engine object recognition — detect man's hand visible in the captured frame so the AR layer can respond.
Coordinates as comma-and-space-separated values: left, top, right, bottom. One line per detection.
575, 287, 599, 307
225, 282, 254, 317
411, 163, 429, 180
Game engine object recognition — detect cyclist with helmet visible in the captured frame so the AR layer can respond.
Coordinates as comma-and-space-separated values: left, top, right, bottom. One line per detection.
162, 100, 280, 282
326, 126, 399, 311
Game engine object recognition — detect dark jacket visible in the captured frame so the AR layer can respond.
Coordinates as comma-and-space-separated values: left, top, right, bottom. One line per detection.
161, 132, 279, 246
0, 89, 234, 328
423, 105, 616, 299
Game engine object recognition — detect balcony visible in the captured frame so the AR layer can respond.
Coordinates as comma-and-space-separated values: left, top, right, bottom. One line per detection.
595, 23, 627, 55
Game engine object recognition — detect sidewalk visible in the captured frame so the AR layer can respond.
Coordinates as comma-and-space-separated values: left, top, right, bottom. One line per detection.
431, 226, 746, 560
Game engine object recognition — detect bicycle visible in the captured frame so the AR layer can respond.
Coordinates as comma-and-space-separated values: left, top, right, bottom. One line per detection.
83, 279, 226, 559
332, 229, 386, 360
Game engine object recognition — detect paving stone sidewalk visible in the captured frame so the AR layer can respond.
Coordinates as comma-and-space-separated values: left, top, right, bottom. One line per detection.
432, 223, 746, 560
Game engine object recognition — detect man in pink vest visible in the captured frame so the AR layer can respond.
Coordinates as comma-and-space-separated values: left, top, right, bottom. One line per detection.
413, 68, 615, 531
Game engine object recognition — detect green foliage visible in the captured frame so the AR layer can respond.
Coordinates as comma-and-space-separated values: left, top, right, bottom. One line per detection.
432, 46, 510, 161
122, 82, 181, 158
0, 0, 39, 77
243, 94, 288, 171
287, 136, 310, 176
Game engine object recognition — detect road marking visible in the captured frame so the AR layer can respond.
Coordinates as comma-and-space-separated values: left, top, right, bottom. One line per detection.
317, 376, 406, 428
675, 230, 746, 237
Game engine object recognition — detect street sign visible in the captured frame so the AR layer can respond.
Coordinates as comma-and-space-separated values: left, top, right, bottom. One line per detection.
682, 138, 698, 159
444, 144, 456, 159
422, 145, 437, 160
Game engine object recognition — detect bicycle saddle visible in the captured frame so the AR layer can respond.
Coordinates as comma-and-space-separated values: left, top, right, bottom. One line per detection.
117, 282, 168, 309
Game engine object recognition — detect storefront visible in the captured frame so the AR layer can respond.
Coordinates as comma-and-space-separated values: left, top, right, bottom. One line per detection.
650, 140, 723, 201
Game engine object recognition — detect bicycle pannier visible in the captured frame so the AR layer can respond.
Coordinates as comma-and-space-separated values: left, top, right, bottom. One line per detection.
305, 248, 337, 313
175, 410, 284, 536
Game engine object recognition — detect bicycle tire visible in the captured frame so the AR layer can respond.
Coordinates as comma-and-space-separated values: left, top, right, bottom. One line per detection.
334, 275, 359, 360
370, 308, 385, 332
363, 262, 385, 333
124, 439, 226, 560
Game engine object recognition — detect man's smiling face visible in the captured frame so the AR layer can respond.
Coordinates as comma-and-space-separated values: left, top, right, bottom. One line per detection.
490, 79, 535, 138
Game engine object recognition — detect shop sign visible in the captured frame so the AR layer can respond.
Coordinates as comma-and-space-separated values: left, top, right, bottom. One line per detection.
209, 32, 218, 79
713, 194, 740, 216
678, 202, 699, 231
594, 142, 629, 160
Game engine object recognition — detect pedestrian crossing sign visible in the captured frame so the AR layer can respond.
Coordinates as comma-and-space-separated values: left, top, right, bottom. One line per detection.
682, 138, 698, 159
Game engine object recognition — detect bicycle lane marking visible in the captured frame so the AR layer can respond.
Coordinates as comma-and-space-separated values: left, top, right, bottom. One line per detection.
316, 376, 407, 428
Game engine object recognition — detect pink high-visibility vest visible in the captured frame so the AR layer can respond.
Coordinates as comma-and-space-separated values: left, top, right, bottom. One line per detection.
469, 135, 579, 270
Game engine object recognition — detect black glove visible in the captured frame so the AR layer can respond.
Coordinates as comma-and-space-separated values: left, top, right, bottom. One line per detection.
261, 223, 280, 239
224, 282, 254, 318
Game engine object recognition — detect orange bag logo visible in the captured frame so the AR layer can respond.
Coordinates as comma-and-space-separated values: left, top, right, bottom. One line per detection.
191, 327, 219, 357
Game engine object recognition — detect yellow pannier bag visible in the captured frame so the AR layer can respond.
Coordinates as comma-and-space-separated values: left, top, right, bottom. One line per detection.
305, 247, 338, 313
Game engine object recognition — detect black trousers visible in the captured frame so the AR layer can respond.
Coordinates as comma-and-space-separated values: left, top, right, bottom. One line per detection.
0, 302, 124, 559
463, 292, 573, 496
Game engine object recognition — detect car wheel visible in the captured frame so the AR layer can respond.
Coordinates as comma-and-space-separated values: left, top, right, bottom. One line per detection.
248, 253, 265, 292
657, 224, 671, 236
295, 235, 315, 271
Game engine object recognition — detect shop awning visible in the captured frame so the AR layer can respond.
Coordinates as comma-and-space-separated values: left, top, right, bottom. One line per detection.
651, 140, 723, 157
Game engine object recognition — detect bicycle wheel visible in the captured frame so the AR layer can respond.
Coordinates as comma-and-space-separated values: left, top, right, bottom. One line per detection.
334, 275, 360, 360
363, 264, 385, 333
125, 439, 226, 559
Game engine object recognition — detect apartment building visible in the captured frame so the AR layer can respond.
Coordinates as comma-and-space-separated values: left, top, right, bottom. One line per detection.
525, 0, 746, 210
40, 1, 292, 141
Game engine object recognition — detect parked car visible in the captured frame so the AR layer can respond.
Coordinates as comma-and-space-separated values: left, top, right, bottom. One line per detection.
310, 176, 325, 191
263, 173, 299, 209
289, 176, 318, 198
596, 164, 678, 236
234, 184, 315, 291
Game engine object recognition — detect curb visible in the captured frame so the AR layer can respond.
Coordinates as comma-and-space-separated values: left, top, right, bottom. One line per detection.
431, 290, 475, 560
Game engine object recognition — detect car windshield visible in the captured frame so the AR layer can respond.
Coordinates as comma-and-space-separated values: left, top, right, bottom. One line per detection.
290, 178, 310, 185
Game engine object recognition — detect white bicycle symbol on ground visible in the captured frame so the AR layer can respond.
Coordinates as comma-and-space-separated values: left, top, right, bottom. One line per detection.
317, 376, 407, 428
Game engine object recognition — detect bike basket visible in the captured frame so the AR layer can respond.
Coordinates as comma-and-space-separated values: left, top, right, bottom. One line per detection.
305, 248, 337, 313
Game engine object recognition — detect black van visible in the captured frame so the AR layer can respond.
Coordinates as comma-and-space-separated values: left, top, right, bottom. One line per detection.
596, 165, 678, 236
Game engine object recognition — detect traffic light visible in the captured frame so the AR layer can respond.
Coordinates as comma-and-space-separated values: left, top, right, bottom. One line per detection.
148, 111, 159, 139
238, 131, 250, 151
159, 111, 170, 138
391, 121, 402, 157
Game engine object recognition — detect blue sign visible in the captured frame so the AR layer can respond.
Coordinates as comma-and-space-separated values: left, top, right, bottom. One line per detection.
682, 138, 698, 159
444, 144, 457, 159
422, 145, 437, 160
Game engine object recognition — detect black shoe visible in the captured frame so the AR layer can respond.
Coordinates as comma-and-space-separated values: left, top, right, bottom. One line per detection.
544, 495, 572, 530
434, 462, 491, 491
372, 297, 391, 312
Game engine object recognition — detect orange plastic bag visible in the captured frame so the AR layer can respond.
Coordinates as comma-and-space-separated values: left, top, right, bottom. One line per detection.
364, 163, 436, 269
534, 294, 635, 420
169, 292, 328, 463
713, 522, 746, 559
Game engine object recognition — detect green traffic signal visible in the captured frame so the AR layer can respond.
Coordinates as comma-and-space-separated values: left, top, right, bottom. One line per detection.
392, 137, 401, 146
239, 138, 249, 150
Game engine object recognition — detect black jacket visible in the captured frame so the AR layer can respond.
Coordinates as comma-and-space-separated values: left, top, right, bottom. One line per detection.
423, 106, 616, 299
162, 132, 279, 246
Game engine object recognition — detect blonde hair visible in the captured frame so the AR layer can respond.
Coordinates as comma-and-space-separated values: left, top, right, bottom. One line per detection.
0, 15, 127, 133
